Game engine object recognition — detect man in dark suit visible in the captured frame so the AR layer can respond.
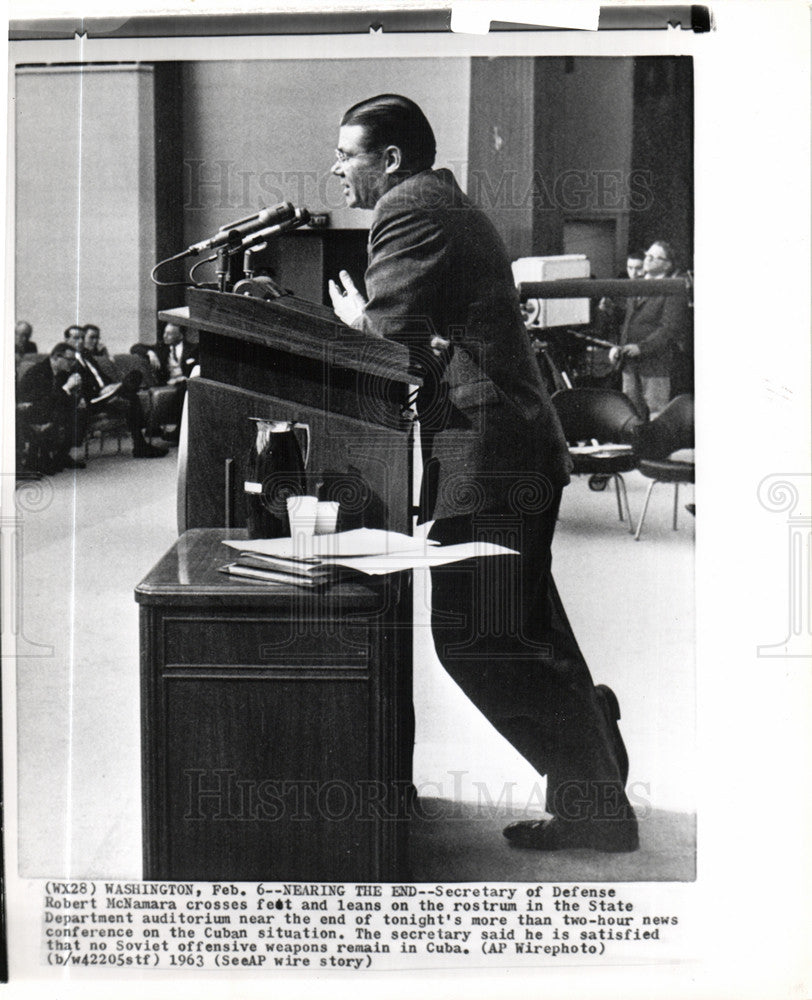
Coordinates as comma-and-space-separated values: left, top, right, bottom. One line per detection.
131, 322, 196, 385
81, 323, 118, 381
594, 249, 646, 344
131, 323, 196, 440
17, 342, 86, 472
329, 94, 638, 852
15, 320, 37, 358
63, 325, 166, 458
610, 240, 692, 418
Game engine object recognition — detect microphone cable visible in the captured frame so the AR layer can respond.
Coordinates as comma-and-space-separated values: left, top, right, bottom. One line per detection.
188, 254, 219, 286
150, 250, 198, 288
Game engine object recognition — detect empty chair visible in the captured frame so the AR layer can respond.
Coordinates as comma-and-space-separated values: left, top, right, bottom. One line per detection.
632, 394, 695, 540
551, 387, 643, 532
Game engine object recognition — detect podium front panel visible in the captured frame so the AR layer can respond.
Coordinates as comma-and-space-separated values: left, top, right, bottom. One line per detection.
184, 378, 412, 534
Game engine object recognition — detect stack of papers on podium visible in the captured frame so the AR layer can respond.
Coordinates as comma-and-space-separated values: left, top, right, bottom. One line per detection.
221, 528, 518, 581
219, 553, 333, 588
568, 443, 632, 456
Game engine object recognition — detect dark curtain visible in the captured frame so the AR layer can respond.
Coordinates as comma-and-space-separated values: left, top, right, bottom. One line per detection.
628, 57, 694, 272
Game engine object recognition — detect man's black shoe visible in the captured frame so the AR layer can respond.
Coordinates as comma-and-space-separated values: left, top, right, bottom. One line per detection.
133, 443, 168, 459
595, 684, 630, 786
503, 816, 639, 853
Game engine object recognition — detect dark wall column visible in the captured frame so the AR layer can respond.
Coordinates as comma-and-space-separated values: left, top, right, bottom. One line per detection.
151, 62, 186, 332
468, 57, 640, 273
628, 57, 694, 270
467, 57, 537, 260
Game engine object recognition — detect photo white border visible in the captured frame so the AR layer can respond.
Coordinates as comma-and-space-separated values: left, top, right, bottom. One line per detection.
2, 2, 810, 998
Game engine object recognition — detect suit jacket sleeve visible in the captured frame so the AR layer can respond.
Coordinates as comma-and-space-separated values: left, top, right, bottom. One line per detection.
131, 342, 169, 383
360, 203, 449, 350
637, 293, 689, 360
18, 363, 69, 422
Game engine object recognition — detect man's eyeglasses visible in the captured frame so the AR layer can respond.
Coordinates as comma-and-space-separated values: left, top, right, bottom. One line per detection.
644, 252, 670, 262
334, 147, 380, 164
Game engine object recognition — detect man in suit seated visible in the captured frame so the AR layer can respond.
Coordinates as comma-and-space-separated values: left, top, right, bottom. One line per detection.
17, 342, 86, 473
132, 322, 195, 383
63, 325, 167, 459
131, 322, 196, 441
81, 323, 118, 380
329, 94, 637, 853
14, 320, 37, 370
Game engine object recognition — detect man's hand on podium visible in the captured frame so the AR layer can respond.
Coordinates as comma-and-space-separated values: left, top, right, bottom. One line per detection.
329, 269, 366, 329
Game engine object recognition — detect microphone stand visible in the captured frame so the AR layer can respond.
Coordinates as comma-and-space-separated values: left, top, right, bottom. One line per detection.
215, 246, 232, 293
214, 231, 244, 292
233, 244, 287, 300
243, 247, 261, 279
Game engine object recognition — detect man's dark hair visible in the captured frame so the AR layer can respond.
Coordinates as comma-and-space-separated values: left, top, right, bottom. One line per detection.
341, 94, 436, 173
64, 325, 83, 339
83, 323, 100, 335
51, 342, 76, 359
627, 249, 646, 261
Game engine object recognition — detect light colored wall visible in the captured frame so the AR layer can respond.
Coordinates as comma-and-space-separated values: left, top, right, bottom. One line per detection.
15, 65, 156, 355
181, 58, 471, 243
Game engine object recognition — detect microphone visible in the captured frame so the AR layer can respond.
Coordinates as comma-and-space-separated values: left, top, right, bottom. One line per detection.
240, 208, 311, 251
185, 202, 297, 255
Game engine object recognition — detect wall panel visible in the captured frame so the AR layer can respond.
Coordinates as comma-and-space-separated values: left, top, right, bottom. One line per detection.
15, 65, 157, 354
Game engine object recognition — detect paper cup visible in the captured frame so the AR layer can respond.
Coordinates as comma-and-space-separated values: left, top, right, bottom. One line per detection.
286, 495, 318, 543
314, 500, 340, 535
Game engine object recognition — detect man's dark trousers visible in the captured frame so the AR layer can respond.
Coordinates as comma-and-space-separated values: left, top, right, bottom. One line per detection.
428, 489, 633, 826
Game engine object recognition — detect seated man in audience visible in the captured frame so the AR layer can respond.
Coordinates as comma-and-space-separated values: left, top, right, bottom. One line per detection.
81, 323, 118, 381
17, 342, 86, 473
14, 320, 38, 369
63, 325, 167, 459
132, 322, 195, 383
131, 322, 196, 440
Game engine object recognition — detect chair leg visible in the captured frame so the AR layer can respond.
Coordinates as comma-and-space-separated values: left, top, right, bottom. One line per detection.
613, 474, 624, 521
614, 473, 634, 534
634, 479, 658, 541
672, 482, 680, 530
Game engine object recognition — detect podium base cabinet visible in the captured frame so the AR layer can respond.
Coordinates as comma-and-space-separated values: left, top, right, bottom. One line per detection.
138, 530, 413, 882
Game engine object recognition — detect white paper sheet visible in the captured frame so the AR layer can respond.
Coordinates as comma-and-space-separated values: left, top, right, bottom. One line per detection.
328, 541, 520, 574
222, 526, 440, 559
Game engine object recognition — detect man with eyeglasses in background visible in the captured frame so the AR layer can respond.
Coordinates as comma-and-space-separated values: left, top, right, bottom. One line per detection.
329, 94, 639, 855
609, 239, 691, 419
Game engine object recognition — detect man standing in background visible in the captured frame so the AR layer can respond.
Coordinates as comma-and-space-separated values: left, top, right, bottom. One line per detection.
609, 239, 691, 418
